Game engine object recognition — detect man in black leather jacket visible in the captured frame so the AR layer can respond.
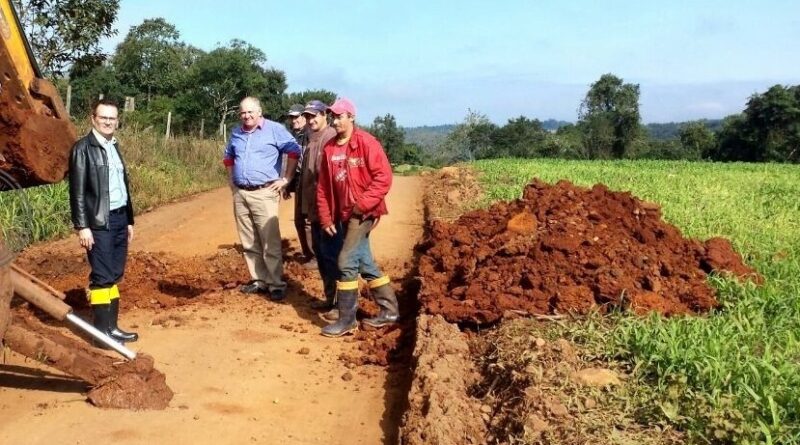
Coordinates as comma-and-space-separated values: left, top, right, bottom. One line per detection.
68, 99, 138, 345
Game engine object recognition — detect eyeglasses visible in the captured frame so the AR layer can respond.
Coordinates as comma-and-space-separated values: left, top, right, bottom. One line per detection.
239, 110, 258, 116
94, 116, 118, 122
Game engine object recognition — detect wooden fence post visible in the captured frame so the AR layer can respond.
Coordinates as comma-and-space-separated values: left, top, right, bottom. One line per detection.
165, 111, 172, 141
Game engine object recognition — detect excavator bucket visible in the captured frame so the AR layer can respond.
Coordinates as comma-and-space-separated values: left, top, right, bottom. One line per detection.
0, 0, 76, 189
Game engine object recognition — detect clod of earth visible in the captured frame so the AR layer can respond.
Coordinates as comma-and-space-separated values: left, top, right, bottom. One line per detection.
418, 178, 760, 324
0, 96, 75, 187
8, 314, 173, 410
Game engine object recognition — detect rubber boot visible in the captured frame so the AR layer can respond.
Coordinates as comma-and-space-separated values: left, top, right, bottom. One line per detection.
109, 298, 138, 343
362, 283, 399, 328
321, 289, 358, 337
92, 303, 114, 349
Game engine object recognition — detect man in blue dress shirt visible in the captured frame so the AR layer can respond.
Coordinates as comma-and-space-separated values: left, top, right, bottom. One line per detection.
223, 97, 301, 300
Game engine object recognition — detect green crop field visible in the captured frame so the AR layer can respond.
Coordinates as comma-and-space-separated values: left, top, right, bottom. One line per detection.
474, 159, 800, 444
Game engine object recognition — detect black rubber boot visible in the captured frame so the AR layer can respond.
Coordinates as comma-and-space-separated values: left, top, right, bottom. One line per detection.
363, 283, 399, 328
92, 303, 114, 348
109, 298, 138, 343
321, 289, 358, 337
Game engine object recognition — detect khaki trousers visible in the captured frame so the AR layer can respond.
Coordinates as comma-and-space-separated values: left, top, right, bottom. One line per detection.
233, 187, 286, 291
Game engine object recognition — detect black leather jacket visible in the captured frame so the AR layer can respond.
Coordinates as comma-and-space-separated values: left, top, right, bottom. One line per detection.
68, 131, 134, 230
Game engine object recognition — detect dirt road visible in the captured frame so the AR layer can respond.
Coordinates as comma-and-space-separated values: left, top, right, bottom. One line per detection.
0, 176, 424, 445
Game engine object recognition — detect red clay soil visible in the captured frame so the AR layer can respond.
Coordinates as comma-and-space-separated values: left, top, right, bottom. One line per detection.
15, 248, 252, 311
16, 246, 414, 367
0, 96, 75, 188
418, 179, 760, 324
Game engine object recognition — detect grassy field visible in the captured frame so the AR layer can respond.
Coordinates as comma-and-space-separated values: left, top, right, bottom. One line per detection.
474, 159, 800, 444
0, 130, 227, 251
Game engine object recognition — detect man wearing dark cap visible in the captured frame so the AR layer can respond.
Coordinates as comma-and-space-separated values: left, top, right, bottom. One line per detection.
316, 97, 400, 337
285, 103, 315, 267
297, 100, 339, 311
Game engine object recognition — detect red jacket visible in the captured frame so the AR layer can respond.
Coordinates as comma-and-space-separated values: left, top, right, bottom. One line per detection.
316, 128, 392, 228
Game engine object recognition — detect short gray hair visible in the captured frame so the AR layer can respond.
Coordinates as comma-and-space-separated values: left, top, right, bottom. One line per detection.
240, 96, 262, 112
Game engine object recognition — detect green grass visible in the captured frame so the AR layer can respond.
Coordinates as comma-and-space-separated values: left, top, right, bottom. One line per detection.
473, 159, 800, 444
0, 130, 227, 250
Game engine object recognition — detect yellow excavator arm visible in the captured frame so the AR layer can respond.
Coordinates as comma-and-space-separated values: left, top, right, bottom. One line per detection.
0, 0, 76, 189
0, 0, 36, 98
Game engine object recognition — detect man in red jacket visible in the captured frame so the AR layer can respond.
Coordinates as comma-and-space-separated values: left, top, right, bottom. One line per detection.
316, 98, 399, 337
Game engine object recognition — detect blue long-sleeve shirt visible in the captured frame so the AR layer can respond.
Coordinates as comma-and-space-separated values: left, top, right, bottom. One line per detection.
223, 118, 301, 187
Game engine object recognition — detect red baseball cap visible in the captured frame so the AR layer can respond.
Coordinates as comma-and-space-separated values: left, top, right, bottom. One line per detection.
328, 98, 357, 116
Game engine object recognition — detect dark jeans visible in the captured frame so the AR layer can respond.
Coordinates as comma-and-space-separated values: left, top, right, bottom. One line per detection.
311, 221, 343, 300
338, 217, 383, 283
87, 209, 128, 289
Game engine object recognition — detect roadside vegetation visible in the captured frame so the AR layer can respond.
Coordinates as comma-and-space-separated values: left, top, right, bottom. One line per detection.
473, 159, 800, 444
0, 130, 226, 249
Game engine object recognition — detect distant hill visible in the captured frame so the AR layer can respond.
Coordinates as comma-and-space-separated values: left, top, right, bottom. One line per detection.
646, 119, 724, 140
541, 119, 572, 131
403, 119, 573, 147
403, 119, 725, 147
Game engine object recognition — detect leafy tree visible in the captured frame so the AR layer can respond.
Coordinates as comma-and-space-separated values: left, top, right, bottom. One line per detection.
679, 121, 717, 160
715, 85, 800, 163
742, 85, 800, 163
178, 40, 287, 134
491, 116, 548, 158
68, 64, 124, 116
715, 114, 752, 161
13, 0, 120, 76
439, 110, 497, 162
397, 143, 423, 165
112, 18, 187, 103
543, 124, 588, 159
578, 73, 641, 158
369, 114, 406, 163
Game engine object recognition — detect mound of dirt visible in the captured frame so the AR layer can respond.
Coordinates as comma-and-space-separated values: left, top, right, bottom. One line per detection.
418, 179, 760, 324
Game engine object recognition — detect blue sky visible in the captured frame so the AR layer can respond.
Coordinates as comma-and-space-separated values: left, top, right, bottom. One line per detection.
107, 0, 800, 126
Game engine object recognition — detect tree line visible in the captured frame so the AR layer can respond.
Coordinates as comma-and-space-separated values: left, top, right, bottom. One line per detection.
17, 1, 797, 165
18, 0, 420, 163
426, 75, 799, 165
16, 2, 340, 136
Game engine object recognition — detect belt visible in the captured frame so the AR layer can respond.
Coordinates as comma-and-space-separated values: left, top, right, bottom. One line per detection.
236, 181, 275, 191
109, 207, 127, 215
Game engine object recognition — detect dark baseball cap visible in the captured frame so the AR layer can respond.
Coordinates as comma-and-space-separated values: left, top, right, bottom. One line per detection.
287, 104, 304, 117
303, 100, 327, 115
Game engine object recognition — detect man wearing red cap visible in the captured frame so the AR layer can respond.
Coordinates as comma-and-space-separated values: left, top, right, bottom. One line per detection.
316, 98, 399, 337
